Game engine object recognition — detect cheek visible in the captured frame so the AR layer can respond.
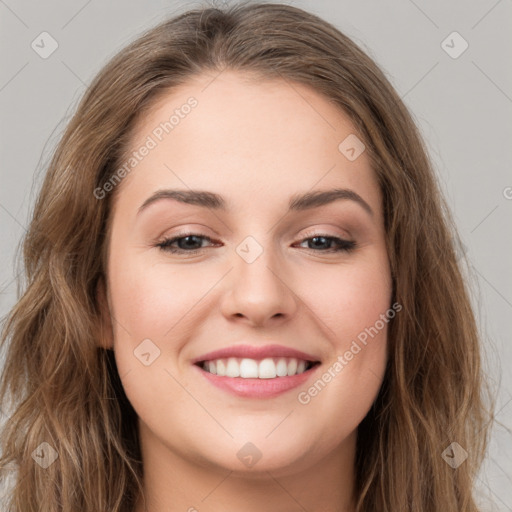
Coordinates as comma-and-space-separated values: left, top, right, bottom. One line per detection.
301, 257, 392, 343
298, 255, 391, 395
295, 265, 390, 438
108, 254, 206, 340
107, 256, 203, 420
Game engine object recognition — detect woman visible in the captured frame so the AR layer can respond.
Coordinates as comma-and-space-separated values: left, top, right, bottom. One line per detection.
0, 3, 493, 511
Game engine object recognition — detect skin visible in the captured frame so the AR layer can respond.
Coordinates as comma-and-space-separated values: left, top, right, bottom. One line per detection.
98, 70, 392, 512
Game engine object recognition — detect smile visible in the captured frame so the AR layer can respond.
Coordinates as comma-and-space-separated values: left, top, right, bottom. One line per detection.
197, 357, 318, 378
193, 357, 321, 398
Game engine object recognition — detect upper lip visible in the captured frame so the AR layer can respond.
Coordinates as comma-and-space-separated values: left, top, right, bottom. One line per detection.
192, 344, 321, 364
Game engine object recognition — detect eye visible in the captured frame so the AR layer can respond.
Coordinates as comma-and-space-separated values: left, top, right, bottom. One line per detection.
156, 231, 356, 255
156, 232, 217, 255
295, 232, 356, 253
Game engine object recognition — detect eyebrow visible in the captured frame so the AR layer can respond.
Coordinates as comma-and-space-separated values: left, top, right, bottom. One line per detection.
137, 187, 374, 217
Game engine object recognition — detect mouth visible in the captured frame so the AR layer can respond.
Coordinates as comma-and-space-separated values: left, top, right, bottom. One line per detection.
193, 357, 322, 398
195, 357, 321, 378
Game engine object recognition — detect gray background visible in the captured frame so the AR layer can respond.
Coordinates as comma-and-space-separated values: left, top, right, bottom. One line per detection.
0, 0, 511, 509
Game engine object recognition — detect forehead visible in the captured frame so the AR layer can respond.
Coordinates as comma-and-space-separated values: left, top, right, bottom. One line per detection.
112, 70, 381, 218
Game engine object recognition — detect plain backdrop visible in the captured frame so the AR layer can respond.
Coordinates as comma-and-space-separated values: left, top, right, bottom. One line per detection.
0, 0, 511, 509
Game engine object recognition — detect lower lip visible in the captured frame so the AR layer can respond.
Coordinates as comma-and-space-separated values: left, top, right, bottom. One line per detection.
193, 363, 321, 398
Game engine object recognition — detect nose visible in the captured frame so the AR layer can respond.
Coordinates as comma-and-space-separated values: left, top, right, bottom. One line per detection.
219, 242, 298, 327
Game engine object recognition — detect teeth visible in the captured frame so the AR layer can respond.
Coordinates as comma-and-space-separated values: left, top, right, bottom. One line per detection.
225, 357, 240, 377
259, 358, 276, 379
276, 357, 288, 377
201, 357, 314, 378
216, 359, 226, 376
207, 361, 217, 374
240, 358, 259, 378
287, 358, 297, 376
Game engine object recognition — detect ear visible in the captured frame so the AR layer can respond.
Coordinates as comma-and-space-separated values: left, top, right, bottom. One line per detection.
95, 276, 114, 350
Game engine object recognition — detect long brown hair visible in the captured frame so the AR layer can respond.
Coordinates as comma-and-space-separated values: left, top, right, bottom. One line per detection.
0, 2, 493, 510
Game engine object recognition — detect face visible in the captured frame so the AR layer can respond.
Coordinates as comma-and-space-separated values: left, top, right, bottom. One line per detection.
100, 70, 392, 477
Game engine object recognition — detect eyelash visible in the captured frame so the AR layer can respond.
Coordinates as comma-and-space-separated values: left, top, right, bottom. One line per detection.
155, 230, 356, 255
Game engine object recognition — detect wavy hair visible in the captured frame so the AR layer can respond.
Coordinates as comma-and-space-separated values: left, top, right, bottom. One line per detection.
0, 2, 493, 511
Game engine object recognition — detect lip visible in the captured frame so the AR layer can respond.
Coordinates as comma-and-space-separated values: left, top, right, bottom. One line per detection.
191, 344, 321, 365
192, 361, 322, 398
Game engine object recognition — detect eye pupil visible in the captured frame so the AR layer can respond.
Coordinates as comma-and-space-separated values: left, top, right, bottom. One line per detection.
179, 235, 202, 249
310, 236, 328, 249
